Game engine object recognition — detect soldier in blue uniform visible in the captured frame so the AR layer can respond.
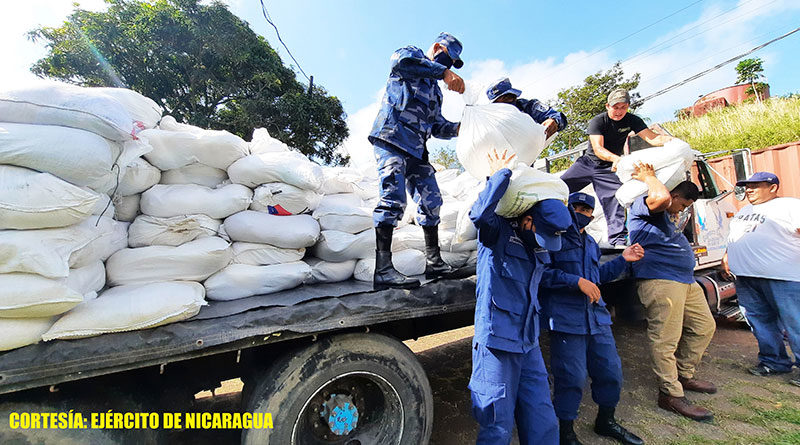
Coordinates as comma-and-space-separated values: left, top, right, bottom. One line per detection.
540, 192, 645, 445
468, 149, 572, 445
368, 32, 466, 290
486, 77, 568, 139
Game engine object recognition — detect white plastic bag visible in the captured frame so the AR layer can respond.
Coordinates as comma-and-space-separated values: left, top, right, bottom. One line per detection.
105, 236, 232, 286
64, 261, 106, 297
311, 229, 378, 262
321, 166, 363, 194
353, 249, 425, 282
0, 273, 83, 318
495, 164, 569, 218
69, 217, 128, 269
141, 116, 249, 170
228, 151, 323, 192
92, 87, 162, 129
43, 281, 206, 340
128, 214, 221, 247
249, 128, 289, 154
250, 183, 322, 215
0, 166, 102, 229
140, 184, 252, 219
231, 242, 305, 266
0, 317, 56, 351
204, 262, 312, 301
223, 211, 320, 248
304, 258, 357, 284
117, 157, 161, 196
160, 163, 228, 188
456, 103, 547, 180
614, 140, 695, 207
312, 199, 373, 234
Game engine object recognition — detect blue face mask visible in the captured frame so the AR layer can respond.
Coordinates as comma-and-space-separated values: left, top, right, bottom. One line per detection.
575, 213, 593, 230
433, 50, 454, 69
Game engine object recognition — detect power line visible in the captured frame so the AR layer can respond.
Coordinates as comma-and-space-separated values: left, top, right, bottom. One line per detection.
635, 25, 800, 106
259, 0, 310, 82
516, 0, 704, 91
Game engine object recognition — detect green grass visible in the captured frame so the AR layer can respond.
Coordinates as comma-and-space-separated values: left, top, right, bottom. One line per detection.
663, 97, 800, 154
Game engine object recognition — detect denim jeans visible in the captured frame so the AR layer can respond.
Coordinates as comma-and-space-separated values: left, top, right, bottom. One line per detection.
737, 276, 800, 372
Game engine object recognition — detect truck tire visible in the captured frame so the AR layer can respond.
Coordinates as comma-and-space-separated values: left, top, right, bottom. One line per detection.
241, 333, 433, 445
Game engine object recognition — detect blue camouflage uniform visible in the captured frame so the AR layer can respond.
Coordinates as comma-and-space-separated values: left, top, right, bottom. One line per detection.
486, 77, 568, 131
468, 168, 562, 445
369, 42, 460, 227
539, 193, 628, 421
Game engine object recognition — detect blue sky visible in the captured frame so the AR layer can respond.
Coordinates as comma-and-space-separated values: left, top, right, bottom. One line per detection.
2, 0, 799, 168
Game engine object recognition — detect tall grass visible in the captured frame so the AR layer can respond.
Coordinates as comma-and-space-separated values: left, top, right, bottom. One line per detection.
663, 97, 800, 154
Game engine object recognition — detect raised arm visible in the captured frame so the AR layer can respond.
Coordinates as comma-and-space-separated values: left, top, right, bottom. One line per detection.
632, 162, 671, 213
470, 149, 516, 245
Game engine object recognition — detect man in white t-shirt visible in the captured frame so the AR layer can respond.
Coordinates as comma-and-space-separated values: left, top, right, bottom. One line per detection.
722, 172, 800, 387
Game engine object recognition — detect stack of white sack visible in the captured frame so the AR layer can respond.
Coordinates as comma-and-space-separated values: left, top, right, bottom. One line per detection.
0, 82, 166, 350
614, 139, 696, 207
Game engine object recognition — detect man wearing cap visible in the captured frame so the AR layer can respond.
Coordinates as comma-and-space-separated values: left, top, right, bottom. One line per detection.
722, 172, 800, 387
369, 32, 466, 290
627, 163, 717, 422
486, 78, 567, 139
560, 88, 673, 246
540, 192, 645, 445
468, 149, 572, 445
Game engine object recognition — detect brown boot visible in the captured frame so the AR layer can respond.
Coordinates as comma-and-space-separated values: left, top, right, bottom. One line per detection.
658, 392, 714, 422
679, 376, 717, 394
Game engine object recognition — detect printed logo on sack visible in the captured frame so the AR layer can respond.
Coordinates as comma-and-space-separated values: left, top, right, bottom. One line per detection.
267, 205, 293, 216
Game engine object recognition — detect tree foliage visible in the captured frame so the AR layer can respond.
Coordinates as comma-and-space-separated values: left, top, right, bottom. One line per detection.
735, 58, 764, 84
429, 146, 462, 171
28, 0, 349, 164
547, 62, 641, 155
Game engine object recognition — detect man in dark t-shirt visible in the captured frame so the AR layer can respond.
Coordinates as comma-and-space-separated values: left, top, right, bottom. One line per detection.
560, 88, 672, 245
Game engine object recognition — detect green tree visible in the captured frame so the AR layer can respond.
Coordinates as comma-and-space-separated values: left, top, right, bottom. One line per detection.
735, 58, 767, 102
547, 62, 641, 158
429, 146, 462, 171
28, 0, 349, 164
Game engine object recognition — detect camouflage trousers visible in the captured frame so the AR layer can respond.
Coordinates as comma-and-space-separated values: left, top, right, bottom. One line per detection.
373, 140, 442, 227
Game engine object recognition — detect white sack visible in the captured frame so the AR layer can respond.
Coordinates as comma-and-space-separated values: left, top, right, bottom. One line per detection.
454, 201, 478, 243
304, 258, 356, 284
43, 281, 206, 340
223, 211, 319, 248
0, 122, 118, 191
495, 164, 569, 218
92, 193, 115, 219
614, 140, 695, 207
250, 183, 322, 215
106, 237, 231, 286
312, 199, 373, 234
231, 242, 305, 266
0, 273, 83, 318
354, 249, 425, 282
69, 217, 128, 269
141, 115, 248, 170
65, 261, 106, 297
0, 317, 55, 351
441, 250, 471, 268
457, 103, 547, 180
0, 216, 119, 278
227, 151, 323, 192
117, 157, 161, 196
160, 163, 228, 188
467, 250, 478, 267
318, 193, 364, 209
438, 202, 462, 230
321, 166, 363, 194
140, 184, 252, 219
113, 194, 140, 222
249, 127, 289, 154
92, 87, 162, 129
616, 163, 690, 208
204, 262, 312, 301
311, 229, 378, 262
0, 83, 138, 141
128, 214, 221, 247
0, 166, 101, 230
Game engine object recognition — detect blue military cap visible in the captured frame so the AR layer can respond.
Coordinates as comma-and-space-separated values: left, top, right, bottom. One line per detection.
568, 192, 596, 210
436, 32, 463, 68
735, 171, 779, 187
487, 77, 522, 102
523, 199, 572, 251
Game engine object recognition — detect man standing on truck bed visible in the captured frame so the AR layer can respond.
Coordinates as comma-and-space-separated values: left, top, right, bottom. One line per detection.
560, 89, 673, 246
468, 149, 572, 445
486, 77, 567, 139
540, 192, 645, 445
722, 172, 800, 387
627, 162, 717, 422
369, 32, 466, 291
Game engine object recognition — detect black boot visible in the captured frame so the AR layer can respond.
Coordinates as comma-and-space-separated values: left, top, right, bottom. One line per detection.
594, 406, 644, 445
559, 419, 583, 445
422, 225, 455, 279
373, 226, 420, 291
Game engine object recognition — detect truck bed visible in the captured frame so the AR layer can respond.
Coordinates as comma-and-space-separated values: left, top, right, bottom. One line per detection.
0, 270, 477, 395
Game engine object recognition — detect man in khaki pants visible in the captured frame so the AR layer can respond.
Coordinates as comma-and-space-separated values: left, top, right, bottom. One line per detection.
627, 163, 717, 422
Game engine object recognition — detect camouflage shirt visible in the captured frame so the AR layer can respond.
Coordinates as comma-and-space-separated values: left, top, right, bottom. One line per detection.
368, 46, 460, 160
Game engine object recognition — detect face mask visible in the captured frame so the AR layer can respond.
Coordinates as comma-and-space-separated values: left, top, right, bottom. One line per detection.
520, 229, 539, 248
575, 213, 593, 230
433, 51, 454, 69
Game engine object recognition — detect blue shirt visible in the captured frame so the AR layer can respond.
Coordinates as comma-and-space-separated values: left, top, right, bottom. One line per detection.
628, 196, 696, 284
470, 168, 545, 353
539, 211, 627, 335
514, 98, 567, 131
368, 46, 460, 160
